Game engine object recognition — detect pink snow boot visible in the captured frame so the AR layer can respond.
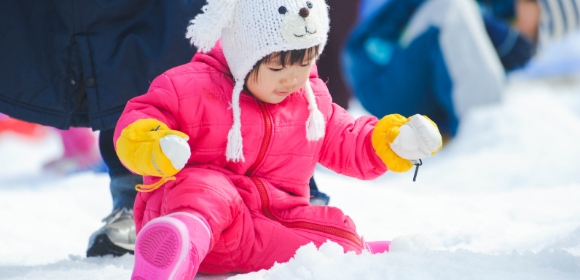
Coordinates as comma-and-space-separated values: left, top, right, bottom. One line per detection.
366, 241, 391, 254
131, 212, 211, 280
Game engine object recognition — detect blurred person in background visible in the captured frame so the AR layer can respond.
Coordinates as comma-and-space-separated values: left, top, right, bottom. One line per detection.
475, 0, 580, 78
512, 0, 580, 78
41, 128, 106, 176
342, 0, 541, 140
0, 0, 206, 258
479, 0, 537, 71
475, 0, 580, 67
0, 113, 48, 140
0, 113, 106, 176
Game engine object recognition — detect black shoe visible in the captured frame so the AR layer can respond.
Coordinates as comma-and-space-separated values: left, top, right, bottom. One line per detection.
86, 208, 135, 257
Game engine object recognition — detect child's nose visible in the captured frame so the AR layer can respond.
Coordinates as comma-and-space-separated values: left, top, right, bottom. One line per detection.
281, 75, 298, 86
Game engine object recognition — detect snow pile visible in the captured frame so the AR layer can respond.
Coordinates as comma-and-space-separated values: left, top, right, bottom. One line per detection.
232, 241, 580, 280
1, 78, 580, 279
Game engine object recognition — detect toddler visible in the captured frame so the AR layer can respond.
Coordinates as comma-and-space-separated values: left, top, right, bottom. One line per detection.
114, 0, 443, 279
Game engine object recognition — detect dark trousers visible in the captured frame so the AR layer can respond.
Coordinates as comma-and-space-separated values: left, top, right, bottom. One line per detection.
99, 129, 138, 210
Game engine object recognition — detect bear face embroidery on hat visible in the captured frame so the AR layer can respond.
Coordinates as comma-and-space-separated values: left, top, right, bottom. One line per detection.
279, 1, 329, 45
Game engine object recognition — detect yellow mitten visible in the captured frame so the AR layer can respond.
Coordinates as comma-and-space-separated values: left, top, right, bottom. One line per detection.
372, 114, 442, 172
116, 119, 191, 178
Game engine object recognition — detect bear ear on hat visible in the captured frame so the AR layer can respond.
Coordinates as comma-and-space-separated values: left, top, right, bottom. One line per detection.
186, 0, 238, 53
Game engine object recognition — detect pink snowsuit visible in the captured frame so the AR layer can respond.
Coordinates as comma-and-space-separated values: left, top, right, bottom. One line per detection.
114, 42, 388, 274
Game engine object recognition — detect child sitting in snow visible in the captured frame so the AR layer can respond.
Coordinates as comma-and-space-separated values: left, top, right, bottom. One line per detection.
114, 0, 443, 278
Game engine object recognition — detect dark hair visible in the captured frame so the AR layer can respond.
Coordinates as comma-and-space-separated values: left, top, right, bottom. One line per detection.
245, 45, 321, 83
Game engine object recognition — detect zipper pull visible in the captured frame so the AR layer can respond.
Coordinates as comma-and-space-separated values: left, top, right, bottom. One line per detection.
411, 159, 422, 182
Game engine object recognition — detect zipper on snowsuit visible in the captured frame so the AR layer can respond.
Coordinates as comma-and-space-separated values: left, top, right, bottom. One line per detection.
247, 101, 363, 249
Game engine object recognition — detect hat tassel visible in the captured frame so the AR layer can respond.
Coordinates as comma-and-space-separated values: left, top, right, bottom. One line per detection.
226, 80, 245, 162
305, 81, 325, 141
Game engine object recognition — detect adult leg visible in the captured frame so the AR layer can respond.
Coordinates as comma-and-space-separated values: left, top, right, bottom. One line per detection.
99, 128, 140, 210
86, 128, 142, 257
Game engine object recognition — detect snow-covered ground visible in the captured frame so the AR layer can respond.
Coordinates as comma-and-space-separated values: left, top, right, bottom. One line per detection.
1, 77, 580, 279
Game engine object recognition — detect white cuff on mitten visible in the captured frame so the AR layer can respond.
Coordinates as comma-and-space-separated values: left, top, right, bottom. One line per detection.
159, 135, 191, 170
390, 114, 442, 161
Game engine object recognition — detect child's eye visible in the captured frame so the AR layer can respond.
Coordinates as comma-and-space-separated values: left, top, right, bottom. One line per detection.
269, 68, 283, 72
301, 62, 311, 67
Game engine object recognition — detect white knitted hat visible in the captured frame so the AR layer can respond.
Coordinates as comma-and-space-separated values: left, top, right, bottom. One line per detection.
186, 0, 329, 162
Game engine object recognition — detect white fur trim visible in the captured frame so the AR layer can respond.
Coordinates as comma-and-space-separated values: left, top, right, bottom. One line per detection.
304, 80, 325, 140
226, 80, 245, 162
186, 0, 238, 53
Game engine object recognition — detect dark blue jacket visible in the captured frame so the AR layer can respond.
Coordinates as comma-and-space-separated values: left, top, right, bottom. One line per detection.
0, 0, 205, 131
344, 0, 527, 137
342, 0, 460, 135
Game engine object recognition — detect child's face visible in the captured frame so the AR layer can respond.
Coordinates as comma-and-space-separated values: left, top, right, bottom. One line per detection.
246, 56, 313, 104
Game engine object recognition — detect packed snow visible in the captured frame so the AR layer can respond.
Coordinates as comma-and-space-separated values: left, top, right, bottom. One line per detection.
1, 76, 580, 279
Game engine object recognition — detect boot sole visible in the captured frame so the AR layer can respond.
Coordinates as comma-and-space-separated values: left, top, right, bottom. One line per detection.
132, 217, 190, 280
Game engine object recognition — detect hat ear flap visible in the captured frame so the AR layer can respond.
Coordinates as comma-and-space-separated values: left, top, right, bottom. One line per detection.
186, 0, 237, 53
